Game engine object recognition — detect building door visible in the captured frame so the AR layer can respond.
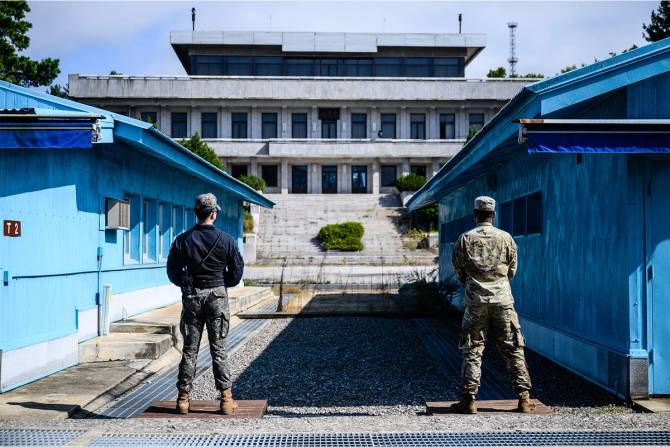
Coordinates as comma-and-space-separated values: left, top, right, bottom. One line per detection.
648, 160, 670, 394
351, 165, 367, 194
322, 165, 338, 194
292, 165, 308, 194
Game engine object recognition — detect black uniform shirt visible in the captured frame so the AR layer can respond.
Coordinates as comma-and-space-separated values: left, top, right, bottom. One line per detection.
167, 224, 244, 289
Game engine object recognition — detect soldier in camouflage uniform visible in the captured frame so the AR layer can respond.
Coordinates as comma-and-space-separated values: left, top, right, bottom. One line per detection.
450, 196, 534, 414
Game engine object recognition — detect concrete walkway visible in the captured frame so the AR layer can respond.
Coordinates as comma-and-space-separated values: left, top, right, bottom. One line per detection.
0, 287, 275, 419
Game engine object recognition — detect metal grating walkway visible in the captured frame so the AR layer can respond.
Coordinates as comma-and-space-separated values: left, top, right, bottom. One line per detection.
97, 313, 270, 419
88, 431, 670, 446
0, 429, 85, 446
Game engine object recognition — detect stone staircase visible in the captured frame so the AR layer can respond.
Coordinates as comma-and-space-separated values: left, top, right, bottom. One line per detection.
257, 194, 436, 265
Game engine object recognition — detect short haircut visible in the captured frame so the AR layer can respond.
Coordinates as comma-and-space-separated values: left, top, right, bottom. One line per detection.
474, 209, 495, 221
195, 207, 213, 221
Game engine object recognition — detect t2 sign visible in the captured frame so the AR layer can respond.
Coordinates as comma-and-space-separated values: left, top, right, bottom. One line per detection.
3, 220, 21, 237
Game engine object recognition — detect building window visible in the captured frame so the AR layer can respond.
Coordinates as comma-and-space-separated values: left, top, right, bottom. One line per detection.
316, 59, 339, 76
404, 57, 432, 77
192, 55, 225, 75
158, 202, 171, 261
434, 57, 464, 77
351, 113, 367, 139
469, 113, 485, 133
140, 111, 157, 127
231, 112, 248, 139
124, 194, 141, 263
201, 112, 218, 138
380, 113, 396, 139
342, 59, 373, 76
286, 59, 314, 76
410, 113, 426, 140
261, 165, 279, 188
142, 199, 157, 263
261, 113, 278, 139
375, 57, 402, 77
173, 205, 184, 237
255, 56, 283, 76
410, 165, 427, 178
171, 112, 187, 138
439, 113, 455, 139
185, 208, 195, 229
226, 56, 252, 75
292, 113, 308, 138
500, 191, 543, 237
526, 191, 543, 234
322, 120, 337, 139
231, 164, 248, 179
440, 215, 472, 244
381, 165, 397, 187
499, 201, 513, 234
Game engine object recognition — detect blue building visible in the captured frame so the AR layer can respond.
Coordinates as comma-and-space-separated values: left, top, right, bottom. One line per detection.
0, 81, 273, 392
407, 38, 670, 400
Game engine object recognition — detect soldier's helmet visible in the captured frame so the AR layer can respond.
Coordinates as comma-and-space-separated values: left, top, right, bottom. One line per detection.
474, 196, 496, 212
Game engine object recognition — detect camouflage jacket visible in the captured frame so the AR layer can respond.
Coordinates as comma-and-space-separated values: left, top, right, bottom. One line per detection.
452, 222, 517, 306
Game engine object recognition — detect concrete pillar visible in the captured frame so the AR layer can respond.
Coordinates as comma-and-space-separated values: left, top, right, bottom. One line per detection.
343, 164, 351, 193
370, 106, 378, 139
221, 107, 230, 139
372, 160, 381, 194
401, 159, 410, 177
457, 107, 468, 139
311, 163, 320, 194
250, 159, 258, 177
281, 106, 289, 138
430, 160, 440, 178
311, 106, 319, 138
251, 106, 260, 139
399, 107, 408, 139
340, 106, 348, 139
159, 106, 170, 135
428, 107, 438, 139
281, 160, 289, 194
189, 106, 197, 137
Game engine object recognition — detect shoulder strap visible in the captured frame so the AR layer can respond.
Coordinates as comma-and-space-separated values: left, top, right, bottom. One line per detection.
190, 230, 223, 273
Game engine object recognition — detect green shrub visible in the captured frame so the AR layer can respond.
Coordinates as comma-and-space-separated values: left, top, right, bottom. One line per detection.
179, 133, 225, 170
411, 204, 438, 231
243, 210, 254, 233
239, 175, 266, 192
317, 221, 364, 251
395, 173, 427, 192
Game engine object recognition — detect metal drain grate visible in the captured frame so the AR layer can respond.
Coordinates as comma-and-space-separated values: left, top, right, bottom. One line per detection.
88, 431, 670, 446
0, 429, 85, 446
98, 316, 269, 418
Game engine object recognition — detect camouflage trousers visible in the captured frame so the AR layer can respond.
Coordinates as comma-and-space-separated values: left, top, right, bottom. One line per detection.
176, 286, 232, 393
458, 303, 531, 396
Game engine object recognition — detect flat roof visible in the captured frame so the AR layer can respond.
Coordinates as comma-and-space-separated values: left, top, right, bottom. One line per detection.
170, 30, 486, 72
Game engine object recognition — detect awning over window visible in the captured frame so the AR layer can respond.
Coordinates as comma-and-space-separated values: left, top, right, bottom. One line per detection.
0, 111, 101, 149
519, 119, 670, 154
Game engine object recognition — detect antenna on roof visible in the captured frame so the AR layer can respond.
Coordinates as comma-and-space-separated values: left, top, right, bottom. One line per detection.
458, 14, 462, 34
507, 22, 518, 77
192, 7, 196, 31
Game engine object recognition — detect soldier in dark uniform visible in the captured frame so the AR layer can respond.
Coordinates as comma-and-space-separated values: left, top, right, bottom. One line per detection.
450, 196, 534, 414
167, 193, 244, 415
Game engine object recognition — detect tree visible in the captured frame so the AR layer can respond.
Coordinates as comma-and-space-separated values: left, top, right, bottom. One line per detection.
109, 70, 123, 75
179, 133, 225, 171
523, 73, 545, 79
560, 64, 578, 74
466, 126, 479, 142
0, 1, 60, 87
48, 83, 68, 98
487, 67, 506, 78
644, 1, 670, 42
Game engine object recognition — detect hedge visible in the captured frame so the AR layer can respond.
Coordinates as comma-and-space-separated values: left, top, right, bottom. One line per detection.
395, 173, 427, 192
239, 175, 266, 192
317, 221, 364, 251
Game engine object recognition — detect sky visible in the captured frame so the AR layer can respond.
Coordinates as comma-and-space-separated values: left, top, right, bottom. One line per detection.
22, 0, 661, 87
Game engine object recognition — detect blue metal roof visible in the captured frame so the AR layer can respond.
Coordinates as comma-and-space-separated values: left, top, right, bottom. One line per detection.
407, 37, 670, 212
0, 80, 274, 208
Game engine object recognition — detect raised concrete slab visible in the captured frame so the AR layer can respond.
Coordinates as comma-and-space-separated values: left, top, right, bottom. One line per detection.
426, 399, 552, 416
140, 400, 267, 419
79, 333, 173, 363
634, 398, 670, 413
0, 360, 148, 419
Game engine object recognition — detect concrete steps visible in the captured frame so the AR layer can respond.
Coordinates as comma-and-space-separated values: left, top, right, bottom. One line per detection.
256, 193, 436, 265
79, 333, 174, 363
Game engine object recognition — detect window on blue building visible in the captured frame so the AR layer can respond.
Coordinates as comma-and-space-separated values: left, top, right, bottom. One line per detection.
499, 200, 513, 234
171, 112, 187, 138
351, 113, 367, 139
124, 194, 141, 263
173, 205, 184, 237
158, 203, 171, 261
526, 191, 543, 234
143, 199, 157, 263
512, 197, 526, 236
500, 191, 543, 237
185, 208, 195, 229
201, 112, 218, 138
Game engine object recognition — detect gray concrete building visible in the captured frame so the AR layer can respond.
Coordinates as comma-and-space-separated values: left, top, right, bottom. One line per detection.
69, 30, 534, 194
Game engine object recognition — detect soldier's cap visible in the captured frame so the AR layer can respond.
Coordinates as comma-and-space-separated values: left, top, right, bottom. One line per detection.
474, 196, 496, 212
195, 193, 221, 213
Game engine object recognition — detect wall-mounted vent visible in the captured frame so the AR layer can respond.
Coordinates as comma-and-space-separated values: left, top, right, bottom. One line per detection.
105, 198, 130, 230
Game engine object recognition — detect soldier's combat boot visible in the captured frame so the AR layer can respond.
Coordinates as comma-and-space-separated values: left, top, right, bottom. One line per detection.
176, 390, 190, 415
517, 391, 536, 413
449, 394, 477, 414
221, 388, 239, 415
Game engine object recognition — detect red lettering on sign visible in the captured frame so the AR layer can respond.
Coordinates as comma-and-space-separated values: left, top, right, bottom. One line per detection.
3, 220, 21, 237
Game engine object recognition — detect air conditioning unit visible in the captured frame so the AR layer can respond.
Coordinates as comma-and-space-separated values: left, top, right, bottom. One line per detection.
105, 198, 130, 230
